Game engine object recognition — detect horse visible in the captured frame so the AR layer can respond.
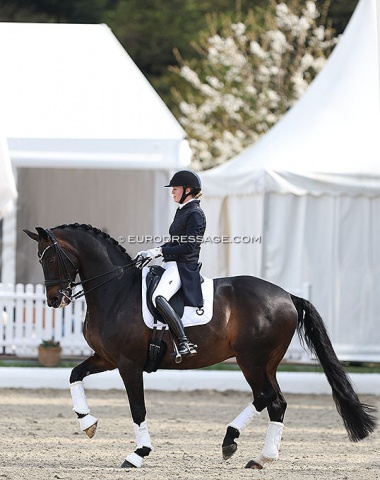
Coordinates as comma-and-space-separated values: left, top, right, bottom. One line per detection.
24, 223, 376, 469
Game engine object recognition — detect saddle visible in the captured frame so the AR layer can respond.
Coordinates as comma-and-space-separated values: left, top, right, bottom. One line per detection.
143, 265, 205, 373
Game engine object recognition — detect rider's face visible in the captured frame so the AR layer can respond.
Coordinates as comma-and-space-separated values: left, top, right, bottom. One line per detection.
171, 186, 188, 203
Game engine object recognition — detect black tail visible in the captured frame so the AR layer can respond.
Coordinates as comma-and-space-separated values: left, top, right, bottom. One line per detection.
291, 295, 377, 442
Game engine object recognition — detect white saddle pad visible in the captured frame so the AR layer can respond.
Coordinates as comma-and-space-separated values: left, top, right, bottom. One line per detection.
141, 266, 214, 330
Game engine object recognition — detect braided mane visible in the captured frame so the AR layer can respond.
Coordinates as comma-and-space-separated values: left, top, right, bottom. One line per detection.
53, 223, 131, 259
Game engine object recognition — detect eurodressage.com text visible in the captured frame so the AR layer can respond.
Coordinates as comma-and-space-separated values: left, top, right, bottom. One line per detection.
117, 235, 262, 244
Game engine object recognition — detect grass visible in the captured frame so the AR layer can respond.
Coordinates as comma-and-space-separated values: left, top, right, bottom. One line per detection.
0, 357, 379, 373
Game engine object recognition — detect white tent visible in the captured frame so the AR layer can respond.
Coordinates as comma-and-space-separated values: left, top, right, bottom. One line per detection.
0, 22, 190, 283
199, 0, 380, 362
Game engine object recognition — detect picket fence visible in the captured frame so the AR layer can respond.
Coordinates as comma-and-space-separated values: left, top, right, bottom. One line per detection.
0, 283, 92, 357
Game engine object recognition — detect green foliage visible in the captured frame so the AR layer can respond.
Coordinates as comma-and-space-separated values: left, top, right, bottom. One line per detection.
39, 338, 60, 348
0, 0, 119, 23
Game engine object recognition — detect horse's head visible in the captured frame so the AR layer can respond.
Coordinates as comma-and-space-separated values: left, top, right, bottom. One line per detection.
24, 227, 78, 308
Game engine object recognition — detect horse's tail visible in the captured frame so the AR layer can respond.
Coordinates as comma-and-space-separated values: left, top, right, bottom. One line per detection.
291, 294, 376, 441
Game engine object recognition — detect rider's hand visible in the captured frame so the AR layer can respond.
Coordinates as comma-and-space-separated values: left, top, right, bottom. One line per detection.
134, 250, 148, 259
145, 247, 162, 259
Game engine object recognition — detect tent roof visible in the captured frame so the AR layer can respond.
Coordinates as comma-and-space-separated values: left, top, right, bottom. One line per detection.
0, 22, 189, 168
201, 0, 380, 197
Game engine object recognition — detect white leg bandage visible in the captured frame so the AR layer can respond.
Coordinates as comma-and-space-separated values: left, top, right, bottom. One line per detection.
124, 421, 153, 468
227, 403, 260, 434
255, 421, 284, 466
133, 421, 153, 450
70, 381, 90, 414
70, 381, 97, 432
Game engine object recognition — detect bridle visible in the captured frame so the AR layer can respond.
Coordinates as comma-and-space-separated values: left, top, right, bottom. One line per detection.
39, 229, 141, 302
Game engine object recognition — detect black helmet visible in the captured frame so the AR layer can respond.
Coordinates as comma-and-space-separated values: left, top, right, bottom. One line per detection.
165, 170, 202, 189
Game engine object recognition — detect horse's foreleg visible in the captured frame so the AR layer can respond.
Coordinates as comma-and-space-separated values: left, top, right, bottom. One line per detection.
118, 360, 153, 468
69, 354, 115, 438
69, 381, 98, 437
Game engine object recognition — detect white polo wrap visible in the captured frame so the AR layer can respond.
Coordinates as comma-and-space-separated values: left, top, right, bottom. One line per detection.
133, 421, 152, 450
227, 403, 260, 434
70, 381, 90, 415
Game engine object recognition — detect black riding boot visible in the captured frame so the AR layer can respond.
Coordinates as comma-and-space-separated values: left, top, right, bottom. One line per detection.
155, 295, 197, 356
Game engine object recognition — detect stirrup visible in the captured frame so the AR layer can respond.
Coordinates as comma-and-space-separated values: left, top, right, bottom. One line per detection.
170, 341, 182, 363
178, 341, 197, 356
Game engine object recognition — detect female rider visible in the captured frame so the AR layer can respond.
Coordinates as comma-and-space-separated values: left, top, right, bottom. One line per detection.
136, 170, 206, 358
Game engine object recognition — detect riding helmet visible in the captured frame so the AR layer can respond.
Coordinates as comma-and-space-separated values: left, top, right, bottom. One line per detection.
165, 170, 202, 189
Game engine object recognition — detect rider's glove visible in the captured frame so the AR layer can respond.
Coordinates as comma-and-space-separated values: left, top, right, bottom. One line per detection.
145, 247, 162, 259
134, 247, 162, 268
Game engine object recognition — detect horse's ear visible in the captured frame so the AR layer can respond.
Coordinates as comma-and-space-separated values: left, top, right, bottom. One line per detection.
35, 227, 50, 241
23, 227, 49, 242
23, 229, 40, 242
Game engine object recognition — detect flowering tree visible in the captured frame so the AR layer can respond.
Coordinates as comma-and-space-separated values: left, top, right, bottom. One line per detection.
171, 0, 338, 170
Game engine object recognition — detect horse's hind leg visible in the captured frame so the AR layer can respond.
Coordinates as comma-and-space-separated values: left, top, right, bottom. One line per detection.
246, 376, 286, 469
222, 363, 287, 469
222, 365, 277, 462
69, 353, 115, 438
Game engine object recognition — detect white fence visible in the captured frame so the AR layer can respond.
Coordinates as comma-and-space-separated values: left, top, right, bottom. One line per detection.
0, 283, 92, 357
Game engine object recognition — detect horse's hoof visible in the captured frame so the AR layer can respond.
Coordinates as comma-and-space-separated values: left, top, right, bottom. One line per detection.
222, 442, 237, 460
84, 421, 98, 438
121, 460, 137, 468
245, 460, 263, 469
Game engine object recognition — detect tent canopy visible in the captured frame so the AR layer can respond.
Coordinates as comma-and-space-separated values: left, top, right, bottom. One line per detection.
0, 22, 190, 168
201, 0, 380, 197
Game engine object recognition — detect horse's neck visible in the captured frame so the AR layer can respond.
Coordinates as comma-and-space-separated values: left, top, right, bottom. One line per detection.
74, 234, 137, 305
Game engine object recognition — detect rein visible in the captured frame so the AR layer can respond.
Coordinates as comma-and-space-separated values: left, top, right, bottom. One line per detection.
40, 229, 139, 302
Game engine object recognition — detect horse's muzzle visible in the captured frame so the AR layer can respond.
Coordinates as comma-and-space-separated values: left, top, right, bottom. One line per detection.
47, 290, 71, 308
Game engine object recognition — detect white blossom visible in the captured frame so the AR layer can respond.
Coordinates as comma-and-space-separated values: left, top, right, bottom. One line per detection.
231, 22, 246, 37
173, 0, 337, 170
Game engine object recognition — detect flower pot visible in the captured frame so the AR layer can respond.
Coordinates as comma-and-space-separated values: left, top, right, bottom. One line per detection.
38, 345, 62, 367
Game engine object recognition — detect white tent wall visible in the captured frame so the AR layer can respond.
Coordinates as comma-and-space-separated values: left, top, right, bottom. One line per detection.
17, 168, 170, 284
0, 138, 18, 283
264, 193, 380, 362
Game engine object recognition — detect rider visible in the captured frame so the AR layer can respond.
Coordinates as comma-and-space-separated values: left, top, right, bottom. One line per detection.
136, 170, 206, 357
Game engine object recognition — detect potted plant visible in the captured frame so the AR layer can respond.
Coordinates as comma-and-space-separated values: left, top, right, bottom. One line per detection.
38, 338, 62, 367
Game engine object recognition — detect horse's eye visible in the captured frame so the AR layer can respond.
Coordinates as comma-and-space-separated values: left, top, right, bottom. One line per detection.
47, 257, 54, 265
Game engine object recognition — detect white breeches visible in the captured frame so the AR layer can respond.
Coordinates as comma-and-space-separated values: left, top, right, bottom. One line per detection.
152, 261, 181, 307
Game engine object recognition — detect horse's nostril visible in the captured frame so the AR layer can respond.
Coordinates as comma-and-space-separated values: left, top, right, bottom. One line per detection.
48, 295, 61, 308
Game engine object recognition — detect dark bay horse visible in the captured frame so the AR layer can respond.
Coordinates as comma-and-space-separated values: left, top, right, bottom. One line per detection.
24, 223, 376, 469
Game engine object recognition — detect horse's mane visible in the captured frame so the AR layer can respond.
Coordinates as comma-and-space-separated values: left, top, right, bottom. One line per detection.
53, 223, 131, 260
